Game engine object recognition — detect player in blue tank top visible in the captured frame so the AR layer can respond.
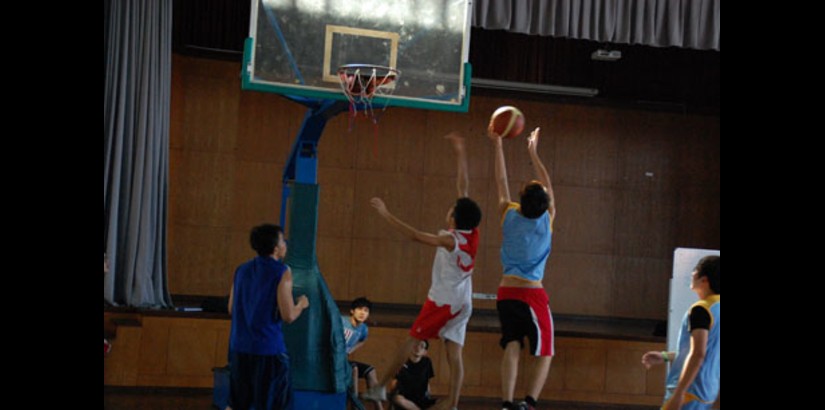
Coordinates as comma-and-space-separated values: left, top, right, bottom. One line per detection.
228, 224, 310, 410
490, 125, 556, 410
642, 256, 720, 410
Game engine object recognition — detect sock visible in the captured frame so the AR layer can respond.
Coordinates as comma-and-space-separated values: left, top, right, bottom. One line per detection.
525, 396, 538, 407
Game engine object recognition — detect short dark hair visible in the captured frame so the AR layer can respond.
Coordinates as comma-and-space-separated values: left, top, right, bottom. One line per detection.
520, 182, 550, 219
250, 224, 283, 257
421, 339, 429, 350
695, 255, 720, 294
454, 197, 482, 230
351, 297, 373, 311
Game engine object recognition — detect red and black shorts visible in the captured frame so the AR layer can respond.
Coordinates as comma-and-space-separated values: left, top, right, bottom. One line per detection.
496, 287, 554, 357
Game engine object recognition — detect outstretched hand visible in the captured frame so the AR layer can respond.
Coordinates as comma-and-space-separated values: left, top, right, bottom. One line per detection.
370, 197, 388, 216
487, 122, 502, 140
444, 131, 465, 152
527, 127, 541, 154
641, 351, 665, 370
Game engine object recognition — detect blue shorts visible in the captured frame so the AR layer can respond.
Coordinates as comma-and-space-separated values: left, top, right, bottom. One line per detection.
230, 351, 292, 410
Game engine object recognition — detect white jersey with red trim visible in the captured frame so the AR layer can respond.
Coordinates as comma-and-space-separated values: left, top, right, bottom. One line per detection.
427, 228, 479, 314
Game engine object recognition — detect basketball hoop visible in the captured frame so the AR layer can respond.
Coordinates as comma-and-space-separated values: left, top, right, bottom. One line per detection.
337, 64, 400, 123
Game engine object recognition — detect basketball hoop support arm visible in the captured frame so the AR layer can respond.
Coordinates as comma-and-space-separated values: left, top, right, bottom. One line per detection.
279, 99, 349, 227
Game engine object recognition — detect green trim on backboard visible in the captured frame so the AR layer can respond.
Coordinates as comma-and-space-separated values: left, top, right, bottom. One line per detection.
241, 37, 471, 113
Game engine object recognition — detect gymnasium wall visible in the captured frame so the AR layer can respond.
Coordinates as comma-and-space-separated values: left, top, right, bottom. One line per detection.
168, 55, 720, 320
103, 311, 668, 406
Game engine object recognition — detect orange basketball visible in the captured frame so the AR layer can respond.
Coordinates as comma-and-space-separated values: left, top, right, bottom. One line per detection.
489, 106, 525, 139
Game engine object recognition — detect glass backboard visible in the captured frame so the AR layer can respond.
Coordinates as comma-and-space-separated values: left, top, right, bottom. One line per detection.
242, 0, 472, 112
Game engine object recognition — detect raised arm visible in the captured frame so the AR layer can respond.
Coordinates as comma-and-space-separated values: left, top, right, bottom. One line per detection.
277, 267, 309, 324
527, 127, 556, 219
370, 197, 455, 249
445, 132, 468, 198
488, 124, 512, 215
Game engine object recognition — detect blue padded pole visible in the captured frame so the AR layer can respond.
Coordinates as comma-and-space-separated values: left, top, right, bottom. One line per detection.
278, 99, 349, 227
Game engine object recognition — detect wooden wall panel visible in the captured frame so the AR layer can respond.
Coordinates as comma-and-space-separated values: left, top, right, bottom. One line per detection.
104, 326, 142, 386
170, 56, 185, 151
612, 257, 671, 320
546, 252, 614, 316
472, 248, 502, 310
414, 247, 439, 305
420, 114, 491, 180
461, 335, 486, 390
230, 160, 282, 232
105, 314, 670, 406
317, 168, 357, 238
352, 171, 423, 241
614, 190, 675, 258
477, 333, 505, 389
317, 236, 353, 300
616, 111, 676, 192
552, 186, 616, 255
417, 175, 466, 235
136, 320, 168, 376
481, 178, 508, 252
349, 239, 428, 304
563, 343, 607, 392
605, 348, 647, 394
214, 326, 231, 367
169, 57, 720, 322
673, 187, 721, 250
167, 325, 217, 376
553, 108, 620, 189
168, 224, 230, 295
545, 346, 566, 393
319, 116, 359, 169
226, 229, 255, 284
169, 150, 235, 227
354, 109, 427, 174
177, 75, 239, 154
674, 116, 721, 190
236, 91, 300, 163
645, 358, 667, 396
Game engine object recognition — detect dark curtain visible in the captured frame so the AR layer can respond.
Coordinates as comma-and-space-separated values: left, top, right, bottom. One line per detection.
473, 0, 720, 50
104, 0, 173, 308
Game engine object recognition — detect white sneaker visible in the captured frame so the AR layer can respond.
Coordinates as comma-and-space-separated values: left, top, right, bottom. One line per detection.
360, 385, 387, 402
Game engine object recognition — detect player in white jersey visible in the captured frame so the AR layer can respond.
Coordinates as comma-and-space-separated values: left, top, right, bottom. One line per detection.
366, 133, 482, 410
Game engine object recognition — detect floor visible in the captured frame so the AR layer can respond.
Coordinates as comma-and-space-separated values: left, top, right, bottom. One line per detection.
103, 387, 660, 410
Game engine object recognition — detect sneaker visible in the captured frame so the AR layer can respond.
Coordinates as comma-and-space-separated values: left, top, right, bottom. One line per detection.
360, 385, 387, 402
517, 402, 535, 410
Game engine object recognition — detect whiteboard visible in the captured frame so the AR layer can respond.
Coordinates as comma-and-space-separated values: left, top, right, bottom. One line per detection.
668, 248, 720, 353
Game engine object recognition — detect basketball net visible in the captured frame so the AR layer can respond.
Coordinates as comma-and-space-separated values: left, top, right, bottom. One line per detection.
337, 65, 400, 156
337, 65, 399, 122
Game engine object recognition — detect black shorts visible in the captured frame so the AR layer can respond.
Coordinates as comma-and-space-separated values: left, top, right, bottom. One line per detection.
229, 351, 292, 410
496, 287, 554, 356
350, 361, 375, 378
406, 395, 436, 409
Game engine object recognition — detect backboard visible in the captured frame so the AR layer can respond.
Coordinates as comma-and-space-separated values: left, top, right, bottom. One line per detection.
242, 0, 473, 112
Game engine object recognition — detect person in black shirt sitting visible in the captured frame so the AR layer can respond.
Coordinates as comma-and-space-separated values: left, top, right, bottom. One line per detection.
390, 340, 436, 410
